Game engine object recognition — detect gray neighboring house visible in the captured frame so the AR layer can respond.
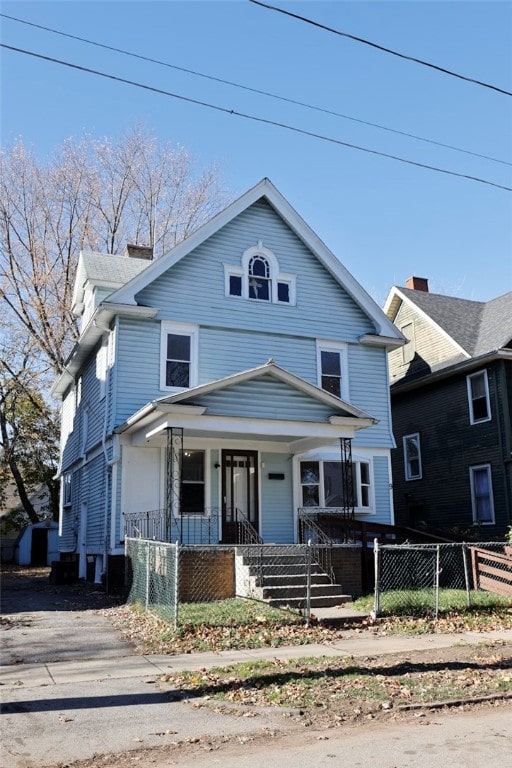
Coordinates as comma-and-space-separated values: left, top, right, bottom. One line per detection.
384, 277, 512, 536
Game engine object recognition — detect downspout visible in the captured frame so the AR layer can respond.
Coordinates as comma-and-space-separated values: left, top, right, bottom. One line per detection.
101, 331, 112, 587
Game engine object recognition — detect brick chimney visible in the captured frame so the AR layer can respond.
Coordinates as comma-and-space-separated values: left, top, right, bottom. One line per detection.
123, 243, 153, 260
405, 276, 429, 292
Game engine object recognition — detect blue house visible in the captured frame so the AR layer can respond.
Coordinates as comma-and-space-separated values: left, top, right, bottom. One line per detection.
52, 179, 404, 586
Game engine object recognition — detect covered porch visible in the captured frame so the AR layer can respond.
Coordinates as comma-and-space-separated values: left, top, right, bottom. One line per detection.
117, 361, 376, 548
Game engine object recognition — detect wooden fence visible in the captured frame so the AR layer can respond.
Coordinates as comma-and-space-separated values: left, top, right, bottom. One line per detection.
470, 547, 512, 598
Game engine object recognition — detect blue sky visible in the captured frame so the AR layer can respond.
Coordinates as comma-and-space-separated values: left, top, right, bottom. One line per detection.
1, 0, 511, 305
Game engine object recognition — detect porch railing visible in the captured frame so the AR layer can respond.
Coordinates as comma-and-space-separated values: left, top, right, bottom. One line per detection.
123, 507, 263, 545
298, 507, 356, 543
232, 507, 264, 545
124, 508, 221, 545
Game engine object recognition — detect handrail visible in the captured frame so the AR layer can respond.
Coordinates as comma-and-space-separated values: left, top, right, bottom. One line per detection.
233, 507, 264, 545
298, 514, 335, 583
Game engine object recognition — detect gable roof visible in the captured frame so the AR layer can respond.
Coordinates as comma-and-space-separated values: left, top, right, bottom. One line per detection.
385, 285, 512, 357
115, 360, 377, 434
105, 178, 403, 343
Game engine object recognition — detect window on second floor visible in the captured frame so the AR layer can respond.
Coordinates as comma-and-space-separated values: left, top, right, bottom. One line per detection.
224, 242, 296, 305
160, 321, 199, 391
467, 370, 491, 424
469, 464, 494, 524
316, 340, 348, 400
62, 473, 72, 507
403, 433, 422, 480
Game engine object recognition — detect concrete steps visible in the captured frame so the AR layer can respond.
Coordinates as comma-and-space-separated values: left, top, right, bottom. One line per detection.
235, 546, 351, 610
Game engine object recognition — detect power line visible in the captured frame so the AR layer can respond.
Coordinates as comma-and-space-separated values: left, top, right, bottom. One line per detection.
2, 43, 511, 192
250, 0, 512, 97
1, 12, 509, 167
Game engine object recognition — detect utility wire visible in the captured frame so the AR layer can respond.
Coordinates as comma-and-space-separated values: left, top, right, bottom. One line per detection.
1, 12, 509, 167
250, 0, 512, 97
2, 44, 511, 192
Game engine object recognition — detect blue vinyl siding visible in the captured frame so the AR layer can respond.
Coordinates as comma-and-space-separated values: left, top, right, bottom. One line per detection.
371, 455, 392, 524
199, 327, 316, 383
199, 376, 340, 422
84, 454, 107, 549
350, 345, 394, 448
136, 200, 374, 341
260, 453, 294, 543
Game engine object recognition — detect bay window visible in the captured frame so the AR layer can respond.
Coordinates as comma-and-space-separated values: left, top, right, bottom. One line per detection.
300, 459, 372, 511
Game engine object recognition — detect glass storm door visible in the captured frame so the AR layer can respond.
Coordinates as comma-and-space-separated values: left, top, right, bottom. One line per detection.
221, 451, 258, 543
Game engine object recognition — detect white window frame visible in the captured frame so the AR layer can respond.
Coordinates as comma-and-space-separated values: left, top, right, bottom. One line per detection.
181, 449, 207, 516
160, 321, 199, 391
62, 472, 72, 507
299, 457, 374, 514
97, 339, 108, 400
467, 370, 491, 424
316, 339, 349, 401
403, 432, 422, 481
401, 321, 415, 364
224, 241, 296, 306
469, 464, 495, 525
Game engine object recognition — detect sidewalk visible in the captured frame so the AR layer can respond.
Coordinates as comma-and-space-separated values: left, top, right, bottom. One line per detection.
2, 628, 511, 689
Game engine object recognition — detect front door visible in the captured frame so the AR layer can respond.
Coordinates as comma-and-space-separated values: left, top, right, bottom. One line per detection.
221, 450, 259, 543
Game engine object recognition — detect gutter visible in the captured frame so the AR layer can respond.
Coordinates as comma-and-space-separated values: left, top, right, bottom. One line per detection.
390, 349, 512, 395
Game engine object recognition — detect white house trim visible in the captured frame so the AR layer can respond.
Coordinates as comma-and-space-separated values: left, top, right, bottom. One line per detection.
384, 287, 471, 359
106, 179, 403, 342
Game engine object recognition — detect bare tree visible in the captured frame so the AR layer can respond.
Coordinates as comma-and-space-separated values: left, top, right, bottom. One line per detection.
0, 125, 227, 375
0, 125, 226, 516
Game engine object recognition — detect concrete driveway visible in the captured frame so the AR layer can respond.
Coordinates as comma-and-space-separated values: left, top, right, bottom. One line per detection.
0, 567, 294, 767
0, 566, 132, 665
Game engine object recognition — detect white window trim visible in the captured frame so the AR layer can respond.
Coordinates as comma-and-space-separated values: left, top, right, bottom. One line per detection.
224, 241, 296, 306
316, 339, 349, 401
403, 432, 422, 481
181, 448, 210, 517
469, 464, 495, 525
298, 455, 374, 514
62, 472, 72, 507
160, 320, 199, 392
97, 339, 108, 400
401, 321, 415, 364
467, 370, 491, 425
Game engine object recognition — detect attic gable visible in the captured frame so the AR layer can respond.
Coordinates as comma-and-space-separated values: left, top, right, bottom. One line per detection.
106, 178, 403, 345
385, 285, 512, 358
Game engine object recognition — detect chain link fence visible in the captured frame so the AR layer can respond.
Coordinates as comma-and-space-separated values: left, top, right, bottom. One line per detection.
373, 540, 512, 618
125, 539, 357, 627
125, 538, 179, 627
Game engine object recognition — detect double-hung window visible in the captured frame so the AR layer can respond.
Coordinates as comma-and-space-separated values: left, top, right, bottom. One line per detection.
316, 341, 348, 400
160, 321, 199, 390
181, 451, 206, 515
469, 464, 494, 524
467, 370, 491, 424
403, 433, 422, 480
300, 459, 372, 512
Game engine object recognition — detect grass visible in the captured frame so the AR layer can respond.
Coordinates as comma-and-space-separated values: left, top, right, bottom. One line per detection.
105, 589, 512, 655
352, 588, 511, 616
160, 645, 512, 720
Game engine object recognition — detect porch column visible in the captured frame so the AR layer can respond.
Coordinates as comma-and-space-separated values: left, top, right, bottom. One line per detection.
340, 437, 354, 516
166, 427, 183, 541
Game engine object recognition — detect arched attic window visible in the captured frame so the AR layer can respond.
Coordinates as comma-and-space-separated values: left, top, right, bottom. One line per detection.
224, 242, 296, 305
